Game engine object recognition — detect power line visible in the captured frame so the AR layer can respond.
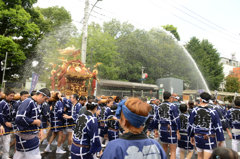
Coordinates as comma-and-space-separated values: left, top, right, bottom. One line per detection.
77, 0, 150, 30
76, 0, 239, 58
172, 0, 239, 37
160, 0, 240, 42
146, 0, 240, 45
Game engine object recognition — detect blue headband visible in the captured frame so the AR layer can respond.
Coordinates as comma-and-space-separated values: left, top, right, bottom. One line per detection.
116, 100, 149, 128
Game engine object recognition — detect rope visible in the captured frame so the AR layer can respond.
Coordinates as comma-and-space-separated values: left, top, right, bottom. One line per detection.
0, 118, 115, 135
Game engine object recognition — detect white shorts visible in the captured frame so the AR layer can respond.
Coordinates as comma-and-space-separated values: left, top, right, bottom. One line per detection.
63, 128, 73, 135
196, 147, 213, 153
13, 147, 41, 159
43, 129, 47, 134
179, 148, 193, 152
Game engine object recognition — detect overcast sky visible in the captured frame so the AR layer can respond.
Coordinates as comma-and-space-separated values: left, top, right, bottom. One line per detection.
34, 0, 240, 60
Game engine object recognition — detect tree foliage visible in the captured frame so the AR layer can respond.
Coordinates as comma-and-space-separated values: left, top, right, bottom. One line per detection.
0, 0, 41, 83
224, 76, 240, 93
162, 24, 180, 41
34, 19, 217, 90
0, 3, 75, 85
185, 37, 224, 90
102, 20, 200, 88
1, 7, 225, 92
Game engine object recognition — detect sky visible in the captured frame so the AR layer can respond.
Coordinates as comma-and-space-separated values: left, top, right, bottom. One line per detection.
34, 0, 240, 61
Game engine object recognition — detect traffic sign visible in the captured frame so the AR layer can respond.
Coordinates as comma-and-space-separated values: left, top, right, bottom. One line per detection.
139, 79, 146, 81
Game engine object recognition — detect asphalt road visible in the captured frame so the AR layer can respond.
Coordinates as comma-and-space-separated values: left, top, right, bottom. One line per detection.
6, 132, 240, 159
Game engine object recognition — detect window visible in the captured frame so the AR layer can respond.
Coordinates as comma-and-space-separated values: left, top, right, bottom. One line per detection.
226, 61, 229, 64
233, 63, 235, 66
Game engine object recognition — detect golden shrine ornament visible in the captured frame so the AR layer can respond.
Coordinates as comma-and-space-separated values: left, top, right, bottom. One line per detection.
75, 67, 81, 72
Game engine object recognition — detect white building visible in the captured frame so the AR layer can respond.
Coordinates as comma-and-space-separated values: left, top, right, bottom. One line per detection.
220, 56, 239, 77
25, 79, 46, 91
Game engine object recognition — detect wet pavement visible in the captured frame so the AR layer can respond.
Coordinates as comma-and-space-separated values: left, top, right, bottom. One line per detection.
7, 132, 240, 159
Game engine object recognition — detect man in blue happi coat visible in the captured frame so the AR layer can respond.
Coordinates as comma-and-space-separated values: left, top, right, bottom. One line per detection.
13, 88, 50, 159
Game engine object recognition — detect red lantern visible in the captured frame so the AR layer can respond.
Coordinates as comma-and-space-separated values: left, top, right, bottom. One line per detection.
142, 73, 148, 79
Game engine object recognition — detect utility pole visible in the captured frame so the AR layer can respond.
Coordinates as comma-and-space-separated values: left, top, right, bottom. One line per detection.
81, 0, 102, 64
141, 66, 145, 97
1, 52, 8, 93
81, 0, 90, 64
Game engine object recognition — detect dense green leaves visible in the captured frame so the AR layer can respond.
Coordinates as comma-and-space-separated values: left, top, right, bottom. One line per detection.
35, 6, 72, 29
0, 0, 40, 82
162, 24, 180, 41
1, 2, 225, 93
224, 76, 240, 93
185, 37, 224, 90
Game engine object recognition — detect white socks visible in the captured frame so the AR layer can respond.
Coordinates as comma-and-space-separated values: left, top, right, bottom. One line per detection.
68, 145, 72, 151
46, 144, 50, 150
44, 144, 52, 152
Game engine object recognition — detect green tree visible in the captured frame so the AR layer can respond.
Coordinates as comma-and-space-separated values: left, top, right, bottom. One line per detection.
35, 6, 72, 29
162, 24, 180, 41
0, 0, 41, 83
185, 37, 224, 90
39, 22, 120, 88
103, 19, 134, 39
26, 6, 75, 78
224, 76, 240, 92
103, 20, 198, 86
86, 23, 120, 80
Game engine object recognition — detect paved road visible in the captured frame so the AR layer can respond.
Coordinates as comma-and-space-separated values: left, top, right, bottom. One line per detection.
7, 132, 239, 159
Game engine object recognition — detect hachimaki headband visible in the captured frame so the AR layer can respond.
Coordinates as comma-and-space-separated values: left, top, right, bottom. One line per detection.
200, 97, 209, 103
172, 96, 180, 100
116, 100, 149, 128
36, 90, 50, 98
89, 102, 98, 106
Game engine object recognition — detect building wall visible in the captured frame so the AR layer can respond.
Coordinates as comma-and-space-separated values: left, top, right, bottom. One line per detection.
233, 67, 240, 79
156, 78, 183, 95
220, 57, 239, 77
222, 64, 235, 77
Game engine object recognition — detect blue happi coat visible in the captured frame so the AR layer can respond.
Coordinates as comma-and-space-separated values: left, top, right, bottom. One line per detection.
63, 98, 82, 128
147, 104, 157, 131
154, 101, 180, 144
188, 106, 224, 150
226, 107, 240, 140
178, 112, 193, 150
101, 132, 167, 159
50, 100, 64, 132
0, 99, 15, 134
107, 114, 119, 141
71, 110, 101, 159
41, 102, 50, 128
97, 106, 111, 137
209, 104, 229, 131
15, 97, 41, 152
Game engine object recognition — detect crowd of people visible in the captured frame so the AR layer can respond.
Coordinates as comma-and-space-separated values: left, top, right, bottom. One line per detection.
0, 87, 239, 159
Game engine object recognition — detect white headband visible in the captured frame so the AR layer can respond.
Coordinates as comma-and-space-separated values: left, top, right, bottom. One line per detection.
172, 96, 180, 100
36, 90, 50, 98
89, 102, 98, 106
200, 97, 208, 103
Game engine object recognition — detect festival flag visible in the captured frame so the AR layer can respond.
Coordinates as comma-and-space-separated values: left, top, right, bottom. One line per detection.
215, 90, 218, 99
30, 73, 39, 94
198, 90, 204, 94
